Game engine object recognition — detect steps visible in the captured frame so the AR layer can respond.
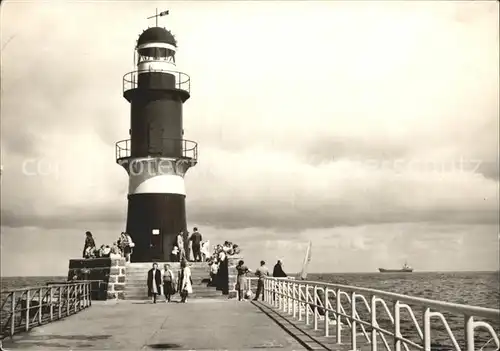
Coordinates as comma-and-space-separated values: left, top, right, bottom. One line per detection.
123, 262, 225, 300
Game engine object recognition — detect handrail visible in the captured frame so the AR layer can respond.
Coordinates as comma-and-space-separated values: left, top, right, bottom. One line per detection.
245, 277, 500, 351
115, 138, 198, 162
0, 281, 93, 338
123, 69, 190, 93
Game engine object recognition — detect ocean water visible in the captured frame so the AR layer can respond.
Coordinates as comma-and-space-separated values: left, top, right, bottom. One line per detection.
307, 271, 500, 309
1, 276, 66, 291
1, 272, 499, 349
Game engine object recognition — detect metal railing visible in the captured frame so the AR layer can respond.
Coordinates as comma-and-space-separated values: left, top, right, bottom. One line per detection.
123, 69, 190, 93
245, 277, 500, 351
115, 138, 198, 162
0, 282, 93, 338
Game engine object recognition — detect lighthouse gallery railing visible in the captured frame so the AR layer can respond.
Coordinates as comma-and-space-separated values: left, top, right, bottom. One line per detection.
245, 277, 500, 351
115, 138, 198, 162
0, 281, 93, 338
123, 69, 191, 93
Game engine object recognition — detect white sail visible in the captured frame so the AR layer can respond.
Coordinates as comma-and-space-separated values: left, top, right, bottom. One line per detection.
300, 241, 312, 280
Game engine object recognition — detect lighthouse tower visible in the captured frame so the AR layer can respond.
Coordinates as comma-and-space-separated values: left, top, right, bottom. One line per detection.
116, 13, 197, 262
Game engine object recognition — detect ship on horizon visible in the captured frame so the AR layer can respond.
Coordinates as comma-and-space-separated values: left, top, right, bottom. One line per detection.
378, 262, 414, 273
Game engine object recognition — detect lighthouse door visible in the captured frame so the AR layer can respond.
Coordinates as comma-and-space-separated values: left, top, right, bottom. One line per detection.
150, 229, 163, 260
148, 125, 164, 157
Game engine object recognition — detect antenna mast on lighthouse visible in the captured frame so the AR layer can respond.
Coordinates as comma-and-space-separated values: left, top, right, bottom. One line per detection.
147, 8, 169, 27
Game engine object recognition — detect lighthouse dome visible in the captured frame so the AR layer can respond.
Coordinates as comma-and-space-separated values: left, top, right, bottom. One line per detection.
137, 27, 177, 47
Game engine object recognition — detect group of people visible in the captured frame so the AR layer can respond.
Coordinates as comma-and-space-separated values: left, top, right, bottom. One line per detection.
82, 231, 134, 263
146, 260, 193, 303
205, 241, 241, 293
235, 259, 287, 302
170, 227, 211, 262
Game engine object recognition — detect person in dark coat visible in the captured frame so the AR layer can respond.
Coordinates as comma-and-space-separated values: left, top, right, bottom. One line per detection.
272, 260, 287, 302
189, 227, 203, 262
147, 263, 162, 304
82, 231, 96, 258
273, 260, 287, 277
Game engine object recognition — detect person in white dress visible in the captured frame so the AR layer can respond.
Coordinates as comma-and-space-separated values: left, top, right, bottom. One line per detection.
178, 260, 193, 303
177, 232, 186, 262
200, 240, 210, 262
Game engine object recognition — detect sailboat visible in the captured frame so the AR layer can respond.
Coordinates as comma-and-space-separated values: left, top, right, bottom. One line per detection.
298, 241, 344, 327
300, 241, 312, 280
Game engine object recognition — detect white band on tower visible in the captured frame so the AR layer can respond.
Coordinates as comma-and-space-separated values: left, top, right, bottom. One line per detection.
125, 158, 187, 196
129, 174, 185, 195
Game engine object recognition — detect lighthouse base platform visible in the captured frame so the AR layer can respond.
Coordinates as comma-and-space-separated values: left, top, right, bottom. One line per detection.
66, 256, 243, 300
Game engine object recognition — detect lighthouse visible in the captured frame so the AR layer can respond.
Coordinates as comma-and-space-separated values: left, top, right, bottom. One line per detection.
116, 11, 197, 262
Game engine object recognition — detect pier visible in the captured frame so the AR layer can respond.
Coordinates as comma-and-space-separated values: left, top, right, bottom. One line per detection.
1, 278, 499, 350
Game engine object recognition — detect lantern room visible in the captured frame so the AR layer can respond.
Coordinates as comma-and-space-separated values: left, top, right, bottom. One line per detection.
135, 27, 177, 72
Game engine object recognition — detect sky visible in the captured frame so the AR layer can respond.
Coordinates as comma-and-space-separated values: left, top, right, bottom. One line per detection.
0, 1, 499, 277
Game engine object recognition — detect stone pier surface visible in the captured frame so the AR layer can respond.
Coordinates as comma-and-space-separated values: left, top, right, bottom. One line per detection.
2, 300, 306, 350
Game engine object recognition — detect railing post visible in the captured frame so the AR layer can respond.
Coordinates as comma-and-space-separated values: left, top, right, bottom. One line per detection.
38, 288, 43, 325
286, 281, 292, 314
298, 285, 303, 321
324, 287, 329, 337
74, 284, 78, 311
372, 296, 379, 351
393, 300, 401, 351
84, 283, 88, 307
284, 281, 288, 313
280, 280, 284, 310
49, 287, 54, 321
336, 288, 342, 344
25, 290, 30, 332
305, 284, 310, 325
276, 280, 281, 309
267, 279, 270, 304
88, 282, 92, 307
67, 286, 70, 316
78, 284, 82, 310
10, 292, 15, 336
271, 279, 275, 306
292, 282, 297, 318
58, 287, 62, 318
423, 308, 431, 351
464, 315, 474, 351
351, 292, 357, 351
313, 286, 318, 330
282, 281, 286, 312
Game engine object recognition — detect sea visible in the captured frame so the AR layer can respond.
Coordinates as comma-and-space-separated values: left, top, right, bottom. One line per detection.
1, 272, 499, 349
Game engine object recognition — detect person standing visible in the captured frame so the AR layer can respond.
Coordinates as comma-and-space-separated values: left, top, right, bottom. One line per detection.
162, 264, 175, 302
178, 260, 193, 303
147, 263, 161, 304
83, 231, 96, 258
200, 240, 210, 262
119, 232, 134, 263
273, 260, 287, 277
235, 260, 251, 301
272, 260, 287, 303
209, 260, 218, 286
189, 227, 203, 262
171, 246, 180, 262
253, 260, 269, 301
177, 232, 186, 262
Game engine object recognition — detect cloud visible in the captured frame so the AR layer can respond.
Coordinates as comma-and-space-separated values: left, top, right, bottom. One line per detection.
0, 1, 498, 274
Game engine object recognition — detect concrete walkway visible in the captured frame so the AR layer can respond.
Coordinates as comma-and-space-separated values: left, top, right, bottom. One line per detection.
1, 299, 306, 350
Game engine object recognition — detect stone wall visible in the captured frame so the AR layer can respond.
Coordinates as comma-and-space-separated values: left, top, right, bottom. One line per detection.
68, 258, 127, 300
227, 256, 242, 299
